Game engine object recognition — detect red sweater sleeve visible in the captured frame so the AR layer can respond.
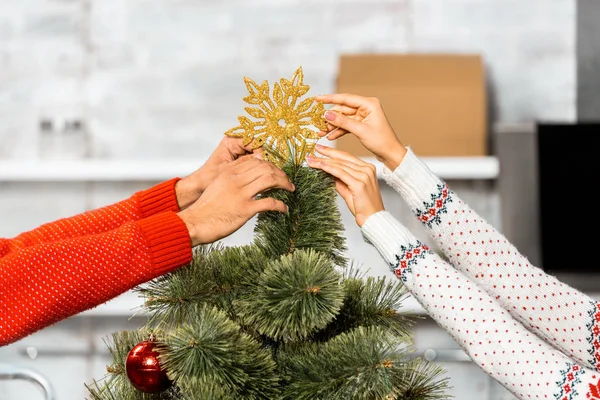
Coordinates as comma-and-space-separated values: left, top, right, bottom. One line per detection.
0, 211, 192, 346
2, 178, 182, 252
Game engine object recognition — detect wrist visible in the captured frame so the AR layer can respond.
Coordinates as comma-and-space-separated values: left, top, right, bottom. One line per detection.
381, 144, 407, 171
175, 175, 201, 210
356, 206, 385, 228
177, 209, 204, 247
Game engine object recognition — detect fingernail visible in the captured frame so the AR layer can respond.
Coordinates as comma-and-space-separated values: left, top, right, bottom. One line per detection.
285, 205, 290, 213
325, 111, 336, 121
316, 144, 327, 149
305, 156, 318, 167
291, 183, 295, 191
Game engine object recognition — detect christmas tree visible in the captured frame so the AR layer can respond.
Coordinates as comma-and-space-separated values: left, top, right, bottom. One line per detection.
85, 67, 450, 400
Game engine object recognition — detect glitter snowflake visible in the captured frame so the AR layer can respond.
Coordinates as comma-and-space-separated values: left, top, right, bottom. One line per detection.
224, 66, 327, 166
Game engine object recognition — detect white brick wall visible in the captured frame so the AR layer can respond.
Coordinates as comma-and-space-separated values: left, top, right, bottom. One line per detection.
0, 0, 575, 161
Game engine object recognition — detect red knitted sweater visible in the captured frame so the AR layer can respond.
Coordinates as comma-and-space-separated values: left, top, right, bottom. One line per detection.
0, 178, 193, 346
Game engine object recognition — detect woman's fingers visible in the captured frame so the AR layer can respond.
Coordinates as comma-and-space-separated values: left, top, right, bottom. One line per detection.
307, 157, 359, 185
319, 158, 376, 185
314, 146, 378, 178
334, 179, 352, 200
316, 93, 368, 109
317, 126, 349, 139
326, 104, 358, 116
325, 128, 347, 141
317, 108, 362, 139
334, 179, 355, 214
315, 144, 368, 166
307, 157, 368, 189
323, 110, 367, 137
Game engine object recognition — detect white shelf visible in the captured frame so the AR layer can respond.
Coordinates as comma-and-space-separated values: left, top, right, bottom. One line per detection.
0, 156, 499, 182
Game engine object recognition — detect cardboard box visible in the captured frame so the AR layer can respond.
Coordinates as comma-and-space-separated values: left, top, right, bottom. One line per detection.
334, 54, 488, 157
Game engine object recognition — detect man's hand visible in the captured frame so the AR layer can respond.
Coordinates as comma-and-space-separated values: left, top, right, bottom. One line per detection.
177, 154, 294, 246
175, 137, 260, 209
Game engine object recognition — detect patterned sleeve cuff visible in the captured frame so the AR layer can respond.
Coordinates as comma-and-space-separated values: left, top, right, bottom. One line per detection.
361, 211, 416, 265
137, 178, 182, 219
382, 147, 446, 210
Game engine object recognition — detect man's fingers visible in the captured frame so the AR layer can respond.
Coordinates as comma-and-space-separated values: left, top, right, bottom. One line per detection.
228, 154, 266, 174
223, 136, 252, 157
244, 168, 294, 195
252, 197, 289, 214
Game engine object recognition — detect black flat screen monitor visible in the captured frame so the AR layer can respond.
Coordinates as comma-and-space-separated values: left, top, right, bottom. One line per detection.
537, 122, 600, 273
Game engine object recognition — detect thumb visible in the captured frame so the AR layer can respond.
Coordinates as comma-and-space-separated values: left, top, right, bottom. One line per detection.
334, 180, 355, 215
253, 197, 289, 214
324, 111, 366, 137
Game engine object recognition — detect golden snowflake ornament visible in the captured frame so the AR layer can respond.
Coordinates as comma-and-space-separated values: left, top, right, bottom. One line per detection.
224, 66, 327, 166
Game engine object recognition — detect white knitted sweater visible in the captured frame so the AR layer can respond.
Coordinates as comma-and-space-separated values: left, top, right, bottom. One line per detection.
361, 148, 600, 400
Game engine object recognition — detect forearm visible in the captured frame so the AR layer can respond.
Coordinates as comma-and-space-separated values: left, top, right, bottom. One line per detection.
383, 147, 600, 371
361, 211, 599, 400
0, 212, 192, 346
4, 178, 182, 253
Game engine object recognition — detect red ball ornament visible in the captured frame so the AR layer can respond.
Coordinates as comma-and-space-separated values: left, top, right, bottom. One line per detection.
125, 335, 172, 394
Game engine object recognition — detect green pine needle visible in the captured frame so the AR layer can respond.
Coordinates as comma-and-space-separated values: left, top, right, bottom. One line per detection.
278, 326, 450, 400
254, 162, 348, 268
87, 137, 451, 400
161, 304, 280, 400
236, 248, 345, 341
137, 244, 268, 328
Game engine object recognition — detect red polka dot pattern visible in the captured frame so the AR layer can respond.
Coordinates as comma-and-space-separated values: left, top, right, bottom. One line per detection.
366, 147, 600, 399
386, 148, 600, 374
363, 211, 600, 400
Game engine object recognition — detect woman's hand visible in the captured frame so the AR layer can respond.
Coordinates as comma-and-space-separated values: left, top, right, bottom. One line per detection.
176, 137, 261, 209
178, 154, 293, 246
315, 93, 407, 171
306, 144, 384, 227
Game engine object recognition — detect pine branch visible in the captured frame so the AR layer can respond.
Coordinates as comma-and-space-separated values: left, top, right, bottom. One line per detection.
391, 357, 452, 400
254, 161, 348, 268
311, 272, 417, 342
175, 378, 237, 400
137, 244, 267, 328
136, 245, 221, 328
161, 304, 280, 400
278, 326, 450, 400
236, 248, 344, 341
